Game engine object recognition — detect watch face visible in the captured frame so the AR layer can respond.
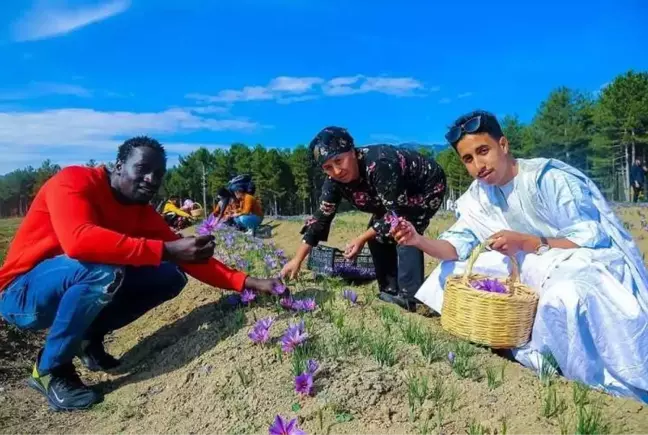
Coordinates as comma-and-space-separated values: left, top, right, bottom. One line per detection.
537, 245, 550, 254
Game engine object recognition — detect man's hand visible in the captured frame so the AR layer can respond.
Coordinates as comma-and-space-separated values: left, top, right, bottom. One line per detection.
244, 277, 289, 297
391, 219, 421, 247
488, 230, 540, 256
163, 234, 215, 263
343, 236, 366, 260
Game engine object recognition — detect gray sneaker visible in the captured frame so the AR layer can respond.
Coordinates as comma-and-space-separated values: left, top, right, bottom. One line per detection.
27, 360, 102, 411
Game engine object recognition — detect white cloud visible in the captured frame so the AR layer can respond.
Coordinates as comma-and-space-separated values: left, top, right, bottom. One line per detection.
439, 97, 452, 104
0, 82, 92, 100
12, 0, 131, 42
0, 107, 262, 149
185, 105, 230, 114
0, 107, 265, 174
0, 141, 233, 174
268, 76, 324, 93
276, 95, 319, 104
457, 92, 473, 98
187, 74, 429, 104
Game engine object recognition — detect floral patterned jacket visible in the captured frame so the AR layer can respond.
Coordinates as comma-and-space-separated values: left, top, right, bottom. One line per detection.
301, 145, 446, 245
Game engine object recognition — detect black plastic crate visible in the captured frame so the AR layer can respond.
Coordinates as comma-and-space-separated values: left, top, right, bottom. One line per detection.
306, 244, 376, 281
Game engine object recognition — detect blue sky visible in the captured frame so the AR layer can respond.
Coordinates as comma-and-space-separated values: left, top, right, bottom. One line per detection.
0, 0, 646, 174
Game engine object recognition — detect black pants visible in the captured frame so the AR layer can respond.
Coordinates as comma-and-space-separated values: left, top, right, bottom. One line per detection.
633, 186, 642, 203
367, 239, 424, 299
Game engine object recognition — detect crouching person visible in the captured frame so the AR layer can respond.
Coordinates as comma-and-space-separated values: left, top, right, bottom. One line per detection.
394, 111, 648, 402
0, 136, 281, 411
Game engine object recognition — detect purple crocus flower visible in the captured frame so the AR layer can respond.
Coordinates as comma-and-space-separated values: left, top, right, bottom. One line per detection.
280, 320, 308, 352
272, 282, 287, 296
294, 372, 314, 396
280, 296, 294, 309
448, 351, 456, 364
265, 255, 279, 270
268, 415, 305, 435
196, 214, 220, 236
306, 359, 319, 374
470, 278, 507, 294
248, 317, 275, 344
342, 289, 358, 304
292, 298, 317, 312
385, 211, 400, 231
241, 289, 256, 304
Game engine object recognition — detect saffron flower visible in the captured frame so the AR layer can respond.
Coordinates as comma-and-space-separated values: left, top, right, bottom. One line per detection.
385, 211, 400, 231
306, 359, 319, 374
280, 296, 294, 309
294, 372, 314, 396
292, 298, 317, 312
272, 282, 287, 296
280, 320, 308, 352
268, 415, 305, 435
342, 289, 358, 304
248, 317, 275, 344
470, 278, 507, 294
196, 214, 220, 236
241, 289, 256, 304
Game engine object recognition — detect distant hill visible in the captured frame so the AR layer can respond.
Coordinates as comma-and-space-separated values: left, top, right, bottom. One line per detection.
397, 141, 449, 155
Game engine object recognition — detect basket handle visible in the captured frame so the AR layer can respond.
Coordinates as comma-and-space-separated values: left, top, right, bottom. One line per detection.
462, 240, 520, 285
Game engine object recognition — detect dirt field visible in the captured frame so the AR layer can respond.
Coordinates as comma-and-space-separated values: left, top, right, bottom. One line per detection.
1, 210, 648, 434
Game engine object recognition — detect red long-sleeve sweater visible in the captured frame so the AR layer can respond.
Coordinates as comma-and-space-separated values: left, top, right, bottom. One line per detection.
0, 166, 247, 292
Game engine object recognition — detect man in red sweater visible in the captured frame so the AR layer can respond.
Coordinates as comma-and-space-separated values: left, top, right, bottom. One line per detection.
0, 136, 281, 411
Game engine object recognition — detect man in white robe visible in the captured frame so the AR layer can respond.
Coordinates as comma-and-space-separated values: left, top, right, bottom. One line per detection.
394, 110, 648, 402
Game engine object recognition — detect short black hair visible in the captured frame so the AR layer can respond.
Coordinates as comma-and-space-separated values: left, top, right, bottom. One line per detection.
117, 136, 166, 162
448, 110, 504, 148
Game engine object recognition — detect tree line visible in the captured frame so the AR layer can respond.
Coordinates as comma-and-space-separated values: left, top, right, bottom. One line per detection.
0, 70, 646, 218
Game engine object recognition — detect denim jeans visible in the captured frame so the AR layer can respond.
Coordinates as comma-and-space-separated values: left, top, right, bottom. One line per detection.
367, 239, 424, 299
234, 214, 262, 230
0, 255, 187, 374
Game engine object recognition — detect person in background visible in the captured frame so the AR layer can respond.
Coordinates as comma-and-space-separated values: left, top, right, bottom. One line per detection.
280, 126, 447, 312
630, 159, 647, 203
397, 110, 648, 402
162, 195, 194, 229
181, 198, 195, 212
0, 136, 283, 411
230, 184, 264, 235
213, 187, 239, 224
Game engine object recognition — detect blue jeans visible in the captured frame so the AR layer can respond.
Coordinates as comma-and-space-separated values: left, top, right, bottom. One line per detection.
234, 214, 262, 230
0, 255, 187, 374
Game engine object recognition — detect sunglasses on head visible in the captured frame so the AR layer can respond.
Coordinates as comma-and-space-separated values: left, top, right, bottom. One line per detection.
445, 115, 482, 144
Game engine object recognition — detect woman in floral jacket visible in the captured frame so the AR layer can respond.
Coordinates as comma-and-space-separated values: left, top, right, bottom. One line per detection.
280, 126, 447, 311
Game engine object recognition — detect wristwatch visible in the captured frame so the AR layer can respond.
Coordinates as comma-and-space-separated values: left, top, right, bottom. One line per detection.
535, 236, 550, 255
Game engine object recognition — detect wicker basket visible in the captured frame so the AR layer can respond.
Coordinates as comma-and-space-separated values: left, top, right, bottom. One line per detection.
190, 203, 204, 218
441, 243, 539, 349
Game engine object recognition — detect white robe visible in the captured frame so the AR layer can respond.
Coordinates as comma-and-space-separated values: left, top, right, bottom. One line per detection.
415, 158, 648, 402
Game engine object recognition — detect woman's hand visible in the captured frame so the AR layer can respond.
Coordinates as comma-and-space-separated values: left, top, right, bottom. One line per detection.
280, 258, 303, 280
392, 219, 421, 247
344, 237, 366, 260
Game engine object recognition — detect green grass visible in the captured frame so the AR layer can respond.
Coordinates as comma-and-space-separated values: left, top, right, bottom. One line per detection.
0, 218, 21, 264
